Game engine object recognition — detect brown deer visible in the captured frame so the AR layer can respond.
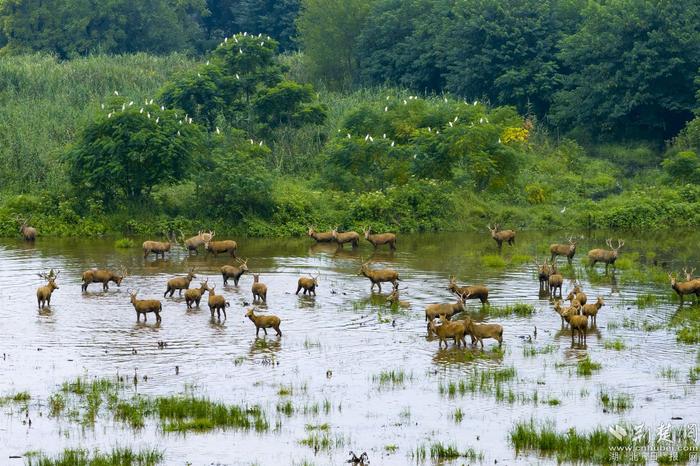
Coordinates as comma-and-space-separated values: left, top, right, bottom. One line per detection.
221, 258, 248, 286
252, 274, 268, 303
81, 267, 127, 292
550, 237, 577, 264
204, 232, 238, 257
16, 215, 37, 241
185, 280, 210, 309
164, 268, 197, 297
362, 227, 397, 250
332, 227, 360, 248
534, 259, 551, 293
245, 308, 282, 336
183, 230, 213, 255
447, 276, 489, 304
128, 289, 162, 322
429, 316, 468, 348
582, 297, 604, 325
308, 226, 334, 243
387, 285, 411, 308
566, 284, 587, 307
207, 285, 229, 319
683, 267, 697, 282
36, 269, 59, 308
587, 238, 624, 272
359, 259, 399, 292
487, 224, 516, 251
548, 261, 563, 298
143, 232, 179, 259
425, 298, 465, 326
296, 273, 319, 296
669, 273, 700, 305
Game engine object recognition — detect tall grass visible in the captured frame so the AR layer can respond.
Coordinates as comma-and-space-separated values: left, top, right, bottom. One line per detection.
25, 448, 163, 466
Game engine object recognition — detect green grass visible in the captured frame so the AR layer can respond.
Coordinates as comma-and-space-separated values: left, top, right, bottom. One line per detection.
372, 369, 412, 388
0, 391, 31, 405
25, 447, 163, 466
599, 390, 633, 412
384, 444, 398, 453
523, 344, 556, 357
634, 293, 658, 308
299, 431, 344, 451
669, 305, 700, 344
439, 366, 518, 402
510, 419, 643, 463
453, 408, 464, 423
276, 401, 294, 416
48, 393, 66, 416
114, 238, 135, 248
481, 254, 507, 268
413, 443, 483, 461
576, 357, 602, 376
483, 303, 535, 317
659, 367, 679, 380
155, 396, 268, 433
603, 338, 626, 350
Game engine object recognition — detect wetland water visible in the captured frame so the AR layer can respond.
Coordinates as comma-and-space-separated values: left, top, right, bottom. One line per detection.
0, 231, 699, 465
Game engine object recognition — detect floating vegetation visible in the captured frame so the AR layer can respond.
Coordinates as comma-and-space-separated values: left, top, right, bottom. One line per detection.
114, 238, 135, 249
372, 369, 412, 388
510, 419, 641, 463
483, 303, 535, 317
413, 442, 483, 461
576, 357, 602, 376
523, 344, 556, 357
25, 447, 163, 466
384, 444, 398, 453
603, 338, 626, 351
599, 390, 633, 412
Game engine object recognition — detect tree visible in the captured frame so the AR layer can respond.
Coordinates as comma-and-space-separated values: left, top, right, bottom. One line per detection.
551, 0, 700, 141
65, 97, 205, 205
0, 0, 207, 58
662, 150, 700, 184
296, 0, 375, 88
357, 0, 448, 92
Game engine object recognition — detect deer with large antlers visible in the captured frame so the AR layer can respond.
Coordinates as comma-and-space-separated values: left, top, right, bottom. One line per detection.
362, 227, 397, 250
587, 239, 624, 272
143, 232, 180, 259
16, 215, 36, 241
487, 224, 515, 251
221, 258, 248, 286
36, 269, 59, 308
550, 237, 577, 264
184, 230, 213, 255
669, 272, 700, 305
81, 267, 127, 292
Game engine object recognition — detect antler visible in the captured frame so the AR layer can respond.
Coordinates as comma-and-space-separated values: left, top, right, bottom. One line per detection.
605, 238, 613, 248
616, 239, 625, 249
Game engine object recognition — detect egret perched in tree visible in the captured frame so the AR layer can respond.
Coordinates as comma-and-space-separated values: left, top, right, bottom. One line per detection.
479, 117, 484, 124
347, 134, 351, 139
147, 112, 151, 119
161, 106, 165, 111
384, 106, 388, 112
382, 134, 386, 138
108, 112, 112, 118
369, 136, 374, 142
140, 108, 144, 114
128, 101, 134, 107
498, 138, 501, 143
216, 127, 220, 134
473, 100, 478, 105
101, 103, 104, 109
114, 90, 119, 96
260, 42, 264, 46
428, 127, 431, 132
365, 134, 370, 141
236, 74, 240, 80
234, 37, 238, 43
250, 139, 254, 144
177, 130, 180, 136
449, 121, 453, 127
224, 37, 228, 43
206, 60, 210, 65
239, 49, 243, 54
403, 99, 407, 105
259, 141, 263, 146
156, 117, 159, 124
121, 103, 126, 111
444, 97, 448, 103
454, 116, 458, 122
391, 141, 395, 147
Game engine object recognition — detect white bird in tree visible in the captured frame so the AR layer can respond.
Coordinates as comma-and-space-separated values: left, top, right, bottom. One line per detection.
403, 99, 407, 105
347, 134, 351, 139
498, 138, 501, 143
244, 32, 247, 36
128, 101, 134, 107
382, 134, 386, 138
149, 99, 153, 105
101, 103, 104, 109
108, 112, 112, 118
365, 134, 370, 141
147, 112, 151, 119
156, 117, 159, 124
121, 103, 126, 111
384, 106, 388, 112
239, 49, 243, 54
448, 121, 453, 127
206, 60, 210, 65
479, 117, 484, 124
391, 141, 395, 147
225, 37, 228, 43
161, 106, 165, 111
236, 74, 240, 80
250, 139, 254, 144
234, 37, 238, 43
369, 136, 374, 142
444, 97, 448, 103
177, 130, 181, 136
473, 100, 478, 105
259, 141, 263, 146
428, 127, 431, 132
114, 90, 119, 96
140, 108, 144, 114
260, 42, 264, 46
454, 116, 458, 122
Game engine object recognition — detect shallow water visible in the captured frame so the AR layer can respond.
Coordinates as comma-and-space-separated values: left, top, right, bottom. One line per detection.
0, 231, 699, 465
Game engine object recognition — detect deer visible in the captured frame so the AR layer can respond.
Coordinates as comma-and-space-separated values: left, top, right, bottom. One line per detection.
587, 238, 624, 272
387, 285, 410, 308
534, 259, 551, 293
296, 273, 319, 296
252, 274, 267, 303
429, 316, 468, 348
164, 268, 197, 297
683, 267, 697, 282
582, 297, 604, 325
204, 232, 238, 257
359, 259, 399, 292
81, 267, 127, 292
566, 284, 587, 307
245, 308, 282, 337
332, 227, 360, 248
308, 226, 335, 243
362, 227, 396, 250
548, 261, 563, 298
207, 285, 229, 319
183, 230, 213, 255
36, 269, 59, 308
143, 232, 180, 259
669, 273, 700, 305
425, 298, 465, 328
128, 289, 162, 322
16, 215, 37, 241
487, 224, 516, 251
221, 258, 248, 286
550, 237, 577, 264
447, 276, 489, 304
185, 280, 210, 309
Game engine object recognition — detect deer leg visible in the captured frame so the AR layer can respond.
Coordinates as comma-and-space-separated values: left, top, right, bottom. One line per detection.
256, 327, 260, 337
377, 283, 382, 292
276, 326, 282, 336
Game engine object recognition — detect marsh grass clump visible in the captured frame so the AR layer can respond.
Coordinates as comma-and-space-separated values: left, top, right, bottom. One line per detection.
114, 397, 151, 429
576, 357, 602, 376
413, 443, 483, 461
669, 305, 700, 344
25, 447, 163, 466
598, 390, 632, 412
483, 303, 535, 317
48, 393, 65, 416
277, 401, 294, 416
114, 238, 135, 248
481, 254, 507, 268
439, 366, 517, 402
510, 419, 642, 463
0, 391, 31, 405
523, 344, 556, 357
372, 370, 412, 388
453, 408, 464, 423
299, 429, 344, 452
659, 367, 679, 380
155, 396, 268, 433
635, 293, 658, 308
603, 339, 626, 351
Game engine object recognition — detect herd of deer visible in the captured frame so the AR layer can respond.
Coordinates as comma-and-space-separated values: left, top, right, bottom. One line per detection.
23, 220, 700, 349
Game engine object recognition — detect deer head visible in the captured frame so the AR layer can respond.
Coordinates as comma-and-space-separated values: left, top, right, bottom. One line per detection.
236, 257, 249, 272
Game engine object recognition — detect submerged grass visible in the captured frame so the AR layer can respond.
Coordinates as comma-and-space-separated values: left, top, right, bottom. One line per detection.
670, 305, 700, 344
603, 338, 626, 351
413, 443, 483, 461
155, 396, 268, 433
510, 419, 643, 463
576, 357, 602, 376
439, 366, 519, 403
114, 238, 135, 248
483, 303, 535, 317
25, 447, 163, 466
372, 369, 412, 388
523, 344, 556, 357
599, 390, 633, 412
0, 391, 30, 405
